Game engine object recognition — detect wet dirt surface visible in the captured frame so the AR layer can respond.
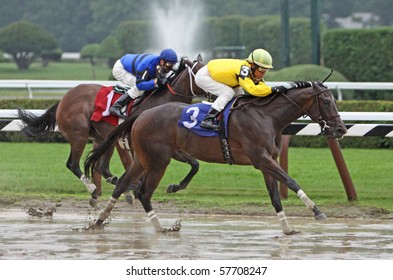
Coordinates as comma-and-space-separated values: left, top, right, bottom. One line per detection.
1, 203, 393, 260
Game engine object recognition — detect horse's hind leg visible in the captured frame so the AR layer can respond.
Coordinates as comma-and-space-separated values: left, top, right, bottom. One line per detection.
66, 150, 99, 207
167, 151, 199, 193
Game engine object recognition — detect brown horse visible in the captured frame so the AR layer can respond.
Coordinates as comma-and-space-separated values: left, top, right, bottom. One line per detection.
17, 56, 206, 207
85, 82, 347, 234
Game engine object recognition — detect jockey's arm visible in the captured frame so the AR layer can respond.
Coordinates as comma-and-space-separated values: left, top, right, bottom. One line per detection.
135, 69, 156, 91
239, 77, 273, 97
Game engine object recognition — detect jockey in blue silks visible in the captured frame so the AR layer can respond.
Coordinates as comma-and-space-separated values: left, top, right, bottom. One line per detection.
110, 48, 178, 118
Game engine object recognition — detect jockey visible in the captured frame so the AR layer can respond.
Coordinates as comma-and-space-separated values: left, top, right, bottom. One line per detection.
109, 48, 178, 118
195, 48, 289, 130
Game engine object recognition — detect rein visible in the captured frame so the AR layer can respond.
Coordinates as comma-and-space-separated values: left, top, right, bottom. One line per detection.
280, 87, 340, 134
166, 60, 202, 98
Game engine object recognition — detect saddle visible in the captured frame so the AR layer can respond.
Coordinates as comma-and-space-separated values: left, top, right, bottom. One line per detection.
178, 99, 237, 164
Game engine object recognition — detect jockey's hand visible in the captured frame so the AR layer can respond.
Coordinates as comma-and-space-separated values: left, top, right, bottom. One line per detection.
272, 86, 288, 94
157, 76, 168, 87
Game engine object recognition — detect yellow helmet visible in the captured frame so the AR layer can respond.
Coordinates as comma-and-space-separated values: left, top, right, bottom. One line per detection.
246, 49, 273, 69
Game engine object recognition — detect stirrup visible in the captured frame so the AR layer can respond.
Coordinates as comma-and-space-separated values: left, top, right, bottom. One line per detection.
109, 107, 126, 119
200, 120, 219, 130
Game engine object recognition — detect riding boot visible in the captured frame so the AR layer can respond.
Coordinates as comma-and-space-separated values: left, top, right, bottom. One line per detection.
109, 94, 133, 118
200, 107, 220, 130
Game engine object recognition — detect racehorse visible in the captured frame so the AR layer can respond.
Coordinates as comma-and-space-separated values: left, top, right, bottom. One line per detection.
85, 81, 347, 234
17, 56, 206, 207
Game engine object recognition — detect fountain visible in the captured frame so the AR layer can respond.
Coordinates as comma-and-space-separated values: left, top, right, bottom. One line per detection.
149, 0, 205, 59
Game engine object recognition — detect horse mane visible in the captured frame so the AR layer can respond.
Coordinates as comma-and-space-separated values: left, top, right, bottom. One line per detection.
232, 80, 326, 112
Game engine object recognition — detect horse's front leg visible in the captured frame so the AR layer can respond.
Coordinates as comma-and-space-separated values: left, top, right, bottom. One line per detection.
263, 174, 299, 235
91, 167, 139, 228
138, 169, 182, 232
137, 192, 181, 232
259, 156, 327, 222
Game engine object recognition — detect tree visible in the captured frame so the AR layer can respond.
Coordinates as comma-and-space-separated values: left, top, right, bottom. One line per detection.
0, 21, 59, 69
80, 43, 100, 65
95, 35, 122, 68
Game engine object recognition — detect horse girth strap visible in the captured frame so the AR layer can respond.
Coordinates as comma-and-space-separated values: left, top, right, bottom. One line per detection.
218, 122, 234, 165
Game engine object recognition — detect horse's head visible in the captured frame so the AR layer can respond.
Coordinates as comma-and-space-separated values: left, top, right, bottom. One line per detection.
167, 55, 206, 98
308, 82, 347, 139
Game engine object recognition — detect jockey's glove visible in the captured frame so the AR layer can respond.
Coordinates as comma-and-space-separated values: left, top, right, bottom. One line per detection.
157, 76, 168, 87
272, 85, 288, 94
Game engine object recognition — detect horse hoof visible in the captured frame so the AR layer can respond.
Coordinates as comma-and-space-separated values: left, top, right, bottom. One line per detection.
89, 198, 98, 208
315, 212, 328, 221
124, 191, 135, 205
163, 220, 182, 232
106, 176, 118, 185
167, 184, 179, 193
284, 229, 301, 235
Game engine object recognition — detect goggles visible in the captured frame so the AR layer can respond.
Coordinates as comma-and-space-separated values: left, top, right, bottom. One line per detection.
162, 61, 175, 72
256, 66, 269, 73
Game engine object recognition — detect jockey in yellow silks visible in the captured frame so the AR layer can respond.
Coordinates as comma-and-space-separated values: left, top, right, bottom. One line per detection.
195, 48, 289, 130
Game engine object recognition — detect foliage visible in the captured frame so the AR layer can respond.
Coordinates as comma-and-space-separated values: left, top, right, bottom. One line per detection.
266, 64, 348, 82
80, 43, 100, 65
2, 0, 393, 53
0, 21, 59, 70
95, 35, 122, 68
115, 20, 151, 54
0, 61, 111, 81
323, 28, 393, 82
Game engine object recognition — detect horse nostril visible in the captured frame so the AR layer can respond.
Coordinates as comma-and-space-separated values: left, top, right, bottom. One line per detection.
337, 128, 347, 135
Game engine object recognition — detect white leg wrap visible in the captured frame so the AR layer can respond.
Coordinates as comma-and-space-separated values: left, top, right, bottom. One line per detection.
98, 197, 117, 221
277, 211, 293, 234
147, 210, 164, 232
297, 189, 315, 210
80, 174, 96, 194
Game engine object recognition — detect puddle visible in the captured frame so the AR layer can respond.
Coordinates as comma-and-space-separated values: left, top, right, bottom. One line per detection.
1, 208, 392, 260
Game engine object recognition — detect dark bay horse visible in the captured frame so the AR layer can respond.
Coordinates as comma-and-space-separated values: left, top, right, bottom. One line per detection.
85, 82, 347, 234
17, 56, 206, 207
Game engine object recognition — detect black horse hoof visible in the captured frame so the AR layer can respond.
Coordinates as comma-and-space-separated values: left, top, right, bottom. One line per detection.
124, 191, 135, 205
167, 184, 180, 193
106, 176, 118, 185
315, 212, 328, 220
89, 198, 98, 208
313, 205, 327, 220
284, 229, 301, 235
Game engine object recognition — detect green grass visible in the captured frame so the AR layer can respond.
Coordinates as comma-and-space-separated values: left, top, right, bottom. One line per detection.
0, 142, 392, 213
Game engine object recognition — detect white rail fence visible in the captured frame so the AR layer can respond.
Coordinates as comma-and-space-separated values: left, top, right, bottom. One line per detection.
1, 80, 393, 100
1, 110, 392, 137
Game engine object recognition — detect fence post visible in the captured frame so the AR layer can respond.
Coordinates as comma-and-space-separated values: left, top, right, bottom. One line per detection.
279, 135, 290, 199
327, 138, 357, 201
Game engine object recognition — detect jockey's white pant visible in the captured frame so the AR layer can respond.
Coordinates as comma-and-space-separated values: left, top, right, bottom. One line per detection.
195, 65, 244, 112
112, 59, 144, 99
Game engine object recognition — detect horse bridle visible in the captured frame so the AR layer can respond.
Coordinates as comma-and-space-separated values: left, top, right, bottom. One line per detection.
281, 86, 341, 135
166, 60, 202, 97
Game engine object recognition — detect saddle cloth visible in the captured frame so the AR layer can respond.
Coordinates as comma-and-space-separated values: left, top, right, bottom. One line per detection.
91, 86, 135, 126
178, 99, 236, 137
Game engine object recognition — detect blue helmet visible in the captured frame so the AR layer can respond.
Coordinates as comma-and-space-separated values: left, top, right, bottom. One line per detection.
159, 48, 178, 63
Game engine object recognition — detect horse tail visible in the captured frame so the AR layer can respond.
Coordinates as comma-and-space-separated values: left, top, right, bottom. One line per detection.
17, 102, 59, 138
84, 113, 139, 179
